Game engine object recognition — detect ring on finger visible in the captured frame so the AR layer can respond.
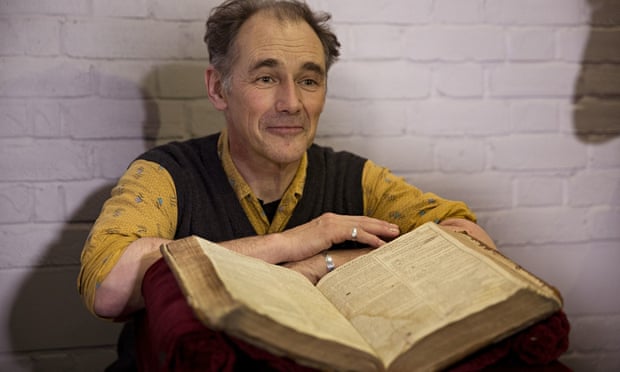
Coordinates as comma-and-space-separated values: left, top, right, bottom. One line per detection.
351, 227, 358, 241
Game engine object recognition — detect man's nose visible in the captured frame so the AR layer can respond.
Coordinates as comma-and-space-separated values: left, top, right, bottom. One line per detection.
275, 79, 302, 114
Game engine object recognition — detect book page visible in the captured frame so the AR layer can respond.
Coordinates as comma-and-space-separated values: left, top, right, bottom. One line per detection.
196, 238, 376, 356
316, 222, 529, 366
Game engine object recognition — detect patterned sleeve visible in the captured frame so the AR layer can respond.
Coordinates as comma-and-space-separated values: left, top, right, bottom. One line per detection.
362, 160, 476, 234
77, 159, 178, 317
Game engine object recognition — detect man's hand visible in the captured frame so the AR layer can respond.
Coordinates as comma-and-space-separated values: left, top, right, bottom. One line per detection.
278, 212, 400, 262
219, 212, 400, 265
283, 248, 373, 284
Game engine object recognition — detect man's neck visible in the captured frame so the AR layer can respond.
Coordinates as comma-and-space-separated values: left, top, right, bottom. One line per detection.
232, 155, 300, 203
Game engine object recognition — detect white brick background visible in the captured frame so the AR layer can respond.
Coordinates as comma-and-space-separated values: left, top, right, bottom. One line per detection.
0, 0, 618, 370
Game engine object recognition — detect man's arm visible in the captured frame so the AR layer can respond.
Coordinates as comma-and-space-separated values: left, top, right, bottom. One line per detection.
439, 218, 497, 250
93, 212, 400, 318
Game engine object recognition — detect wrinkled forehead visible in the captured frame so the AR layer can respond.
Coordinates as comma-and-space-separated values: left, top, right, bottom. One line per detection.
230, 11, 326, 70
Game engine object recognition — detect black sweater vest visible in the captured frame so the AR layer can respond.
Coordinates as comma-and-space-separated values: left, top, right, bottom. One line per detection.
138, 133, 366, 243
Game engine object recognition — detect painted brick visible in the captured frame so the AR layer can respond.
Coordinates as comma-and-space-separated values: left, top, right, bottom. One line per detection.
489, 63, 582, 97
589, 0, 620, 26
188, 100, 226, 138
347, 25, 405, 60
581, 29, 620, 63
33, 183, 65, 222
318, 136, 434, 173
93, 0, 148, 18
316, 99, 359, 137
319, 99, 408, 137
0, 267, 121, 352
570, 314, 620, 351
511, 101, 558, 132
90, 139, 150, 179
358, 101, 408, 136
560, 241, 620, 314
568, 171, 620, 207
62, 19, 205, 60
0, 184, 34, 223
576, 65, 620, 96
572, 98, 620, 136
0, 0, 89, 15
499, 242, 587, 304
63, 180, 115, 222
0, 139, 92, 181
485, 0, 588, 25
435, 139, 486, 173
508, 28, 555, 61
149, 100, 189, 141
94, 61, 158, 99
32, 101, 63, 137
500, 241, 620, 314
405, 26, 505, 61
0, 223, 88, 268
557, 26, 591, 62
0, 58, 92, 98
403, 172, 513, 211
150, 0, 217, 20
491, 135, 587, 171
591, 208, 620, 240
590, 137, 620, 168
325, 0, 432, 24
482, 207, 589, 245
0, 100, 62, 138
0, 17, 60, 56
561, 353, 620, 372
435, 64, 483, 97
62, 98, 153, 139
434, 0, 484, 24
516, 176, 564, 206
0, 101, 29, 137
157, 63, 208, 99
409, 100, 511, 135
329, 61, 430, 99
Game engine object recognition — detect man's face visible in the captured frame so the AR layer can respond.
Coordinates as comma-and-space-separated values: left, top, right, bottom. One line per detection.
218, 13, 327, 168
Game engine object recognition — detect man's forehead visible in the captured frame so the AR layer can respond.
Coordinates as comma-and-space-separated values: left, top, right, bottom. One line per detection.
234, 12, 326, 69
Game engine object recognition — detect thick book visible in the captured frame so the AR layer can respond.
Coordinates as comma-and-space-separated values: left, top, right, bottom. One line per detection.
160, 222, 563, 372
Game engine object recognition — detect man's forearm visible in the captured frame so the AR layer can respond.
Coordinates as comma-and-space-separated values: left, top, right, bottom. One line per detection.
439, 218, 497, 250
93, 237, 169, 319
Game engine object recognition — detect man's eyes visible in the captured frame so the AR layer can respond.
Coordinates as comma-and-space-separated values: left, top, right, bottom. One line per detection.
299, 78, 319, 86
256, 76, 275, 84
253, 75, 322, 88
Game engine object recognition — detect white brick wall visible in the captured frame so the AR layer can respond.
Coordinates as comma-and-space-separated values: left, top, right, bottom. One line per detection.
0, 0, 618, 370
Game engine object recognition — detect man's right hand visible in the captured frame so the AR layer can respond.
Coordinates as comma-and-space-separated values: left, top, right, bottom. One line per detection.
220, 212, 400, 264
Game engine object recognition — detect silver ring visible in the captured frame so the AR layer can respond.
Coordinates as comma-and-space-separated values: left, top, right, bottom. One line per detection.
351, 227, 358, 241
324, 253, 335, 272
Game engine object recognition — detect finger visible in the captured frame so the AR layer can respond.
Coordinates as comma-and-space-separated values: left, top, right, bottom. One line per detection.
346, 226, 387, 248
353, 216, 400, 239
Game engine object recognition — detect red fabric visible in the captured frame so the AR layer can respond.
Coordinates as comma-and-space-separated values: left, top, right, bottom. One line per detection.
138, 257, 316, 372
139, 257, 570, 371
448, 311, 570, 371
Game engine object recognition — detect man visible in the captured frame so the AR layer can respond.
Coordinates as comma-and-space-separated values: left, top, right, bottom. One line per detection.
78, 0, 495, 369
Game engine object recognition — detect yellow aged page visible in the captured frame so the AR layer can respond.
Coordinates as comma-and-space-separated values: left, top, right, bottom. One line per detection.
198, 239, 375, 356
316, 222, 527, 367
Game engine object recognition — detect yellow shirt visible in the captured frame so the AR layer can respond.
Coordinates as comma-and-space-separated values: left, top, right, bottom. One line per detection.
78, 130, 475, 316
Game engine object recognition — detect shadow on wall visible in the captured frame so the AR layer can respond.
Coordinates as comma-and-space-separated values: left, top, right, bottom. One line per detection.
7, 62, 222, 370
573, 0, 620, 143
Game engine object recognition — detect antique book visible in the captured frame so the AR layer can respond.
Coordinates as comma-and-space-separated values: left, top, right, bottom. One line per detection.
160, 222, 563, 372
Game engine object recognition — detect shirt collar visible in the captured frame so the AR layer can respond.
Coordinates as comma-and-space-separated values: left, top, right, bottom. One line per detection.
217, 128, 307, 203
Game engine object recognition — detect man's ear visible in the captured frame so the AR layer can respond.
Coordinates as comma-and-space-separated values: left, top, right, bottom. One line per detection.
205, 66, 227, 111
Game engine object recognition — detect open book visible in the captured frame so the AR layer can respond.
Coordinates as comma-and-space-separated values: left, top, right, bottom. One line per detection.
161, 222, 563, 372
